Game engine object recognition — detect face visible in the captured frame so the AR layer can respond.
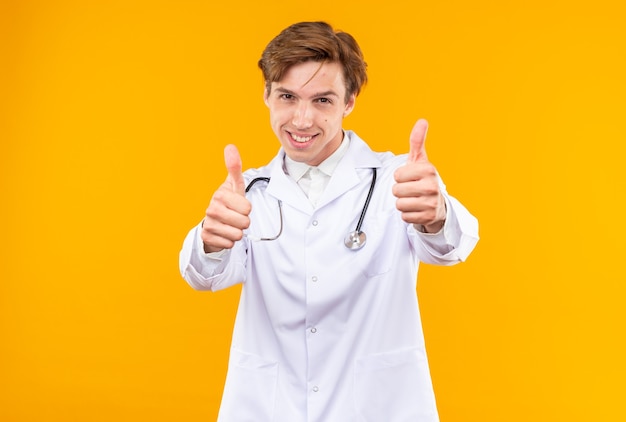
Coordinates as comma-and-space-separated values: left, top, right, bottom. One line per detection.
264, 61, 356, 166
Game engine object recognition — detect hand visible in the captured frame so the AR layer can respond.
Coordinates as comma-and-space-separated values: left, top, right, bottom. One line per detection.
201, 145, 252, 253
393, 119, 447, 233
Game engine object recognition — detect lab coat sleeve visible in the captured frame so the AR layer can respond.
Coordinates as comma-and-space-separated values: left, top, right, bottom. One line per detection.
178, 221, 247, 291
408, 192, 479, 266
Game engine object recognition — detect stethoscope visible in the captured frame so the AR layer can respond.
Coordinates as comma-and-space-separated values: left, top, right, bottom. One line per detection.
245, 167, 377, 250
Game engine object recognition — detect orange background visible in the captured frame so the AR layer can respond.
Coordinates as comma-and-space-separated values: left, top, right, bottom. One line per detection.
2, 0, 625, 420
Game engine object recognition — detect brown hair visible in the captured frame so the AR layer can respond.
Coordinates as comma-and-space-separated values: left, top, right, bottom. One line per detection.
258, 21, 368, 103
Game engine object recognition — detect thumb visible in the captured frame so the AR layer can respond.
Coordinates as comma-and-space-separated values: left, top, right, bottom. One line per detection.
407, 119, 429, 163
224, 144, 245, 195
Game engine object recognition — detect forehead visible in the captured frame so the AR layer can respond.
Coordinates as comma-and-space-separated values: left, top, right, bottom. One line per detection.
273, 61, 346, 96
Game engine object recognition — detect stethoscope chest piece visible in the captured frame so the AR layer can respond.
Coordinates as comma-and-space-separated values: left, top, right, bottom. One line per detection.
344, 230, 366, 250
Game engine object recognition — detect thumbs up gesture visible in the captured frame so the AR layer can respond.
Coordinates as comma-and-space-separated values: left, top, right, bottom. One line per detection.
201, 144, 252, 253
393, 119, 447, 233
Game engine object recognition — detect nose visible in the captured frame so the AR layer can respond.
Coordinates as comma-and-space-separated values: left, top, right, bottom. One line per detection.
291, 102, 313, 129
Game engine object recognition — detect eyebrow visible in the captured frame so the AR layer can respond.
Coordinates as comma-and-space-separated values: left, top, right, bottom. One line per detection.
274, 87, 340, 98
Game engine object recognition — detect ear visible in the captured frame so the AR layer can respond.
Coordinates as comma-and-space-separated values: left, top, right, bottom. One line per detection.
343, 93, 356, 117
263, 87, 270, 106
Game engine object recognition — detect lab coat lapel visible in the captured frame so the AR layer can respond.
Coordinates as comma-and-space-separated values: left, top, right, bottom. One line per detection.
263, 151, 315, 215
316, 132, 382, 209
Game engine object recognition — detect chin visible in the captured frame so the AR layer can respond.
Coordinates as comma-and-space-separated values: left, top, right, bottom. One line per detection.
285, 150, 311, 163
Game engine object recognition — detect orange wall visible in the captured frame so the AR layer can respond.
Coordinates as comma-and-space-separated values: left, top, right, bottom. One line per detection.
2, 0, 625, 421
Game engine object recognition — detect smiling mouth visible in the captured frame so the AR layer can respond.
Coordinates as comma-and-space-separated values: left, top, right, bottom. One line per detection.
288, 131, 316, 143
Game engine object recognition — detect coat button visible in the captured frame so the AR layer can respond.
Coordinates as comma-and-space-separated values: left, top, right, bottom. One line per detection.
312, 386, 319, 392
312, 220, 318, 226
310, 327, 317, 333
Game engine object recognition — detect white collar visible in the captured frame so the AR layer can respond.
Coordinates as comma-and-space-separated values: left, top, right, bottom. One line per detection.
283, 132, 351, 181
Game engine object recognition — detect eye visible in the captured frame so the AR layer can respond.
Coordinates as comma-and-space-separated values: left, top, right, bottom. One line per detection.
279, 93, 294, 100
316, 97, 332, 104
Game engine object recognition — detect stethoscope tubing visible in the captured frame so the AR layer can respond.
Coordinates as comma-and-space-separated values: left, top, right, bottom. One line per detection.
245, 167, 377, 250
354, 167, 377, 235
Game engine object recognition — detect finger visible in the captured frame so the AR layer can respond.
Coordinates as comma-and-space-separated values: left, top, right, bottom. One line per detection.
224, 144, 245, 195
201, 222, 242, 252
207, 190, 252, 228
392, 174, 439, 198
203, 218, 246, 242
407, 119, 429, 163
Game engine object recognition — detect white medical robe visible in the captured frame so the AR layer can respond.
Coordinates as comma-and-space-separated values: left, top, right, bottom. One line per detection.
179, 130, 479, 421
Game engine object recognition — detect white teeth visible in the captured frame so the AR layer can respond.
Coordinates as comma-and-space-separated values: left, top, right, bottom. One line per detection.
292, 134, 312, 143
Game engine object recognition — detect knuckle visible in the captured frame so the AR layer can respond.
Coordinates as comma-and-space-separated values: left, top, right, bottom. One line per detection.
205, 206, 221, 220
201, 230, 216, 245
400, 211, 415, 224
393, 168, 402, 182
391, 183, 401, 197
419, 162, 436, 175
241, 200, 252, 216
201, 218, 218, 234
212, 189, 226, 202
232, 230, 244, 242
426, 185, 439, 196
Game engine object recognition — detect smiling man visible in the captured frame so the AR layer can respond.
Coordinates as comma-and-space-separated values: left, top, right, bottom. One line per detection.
265, 60, 354, 167
179, 21, 479, 421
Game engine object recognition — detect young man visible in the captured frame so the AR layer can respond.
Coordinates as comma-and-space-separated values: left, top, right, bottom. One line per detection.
179, 21, 479, 421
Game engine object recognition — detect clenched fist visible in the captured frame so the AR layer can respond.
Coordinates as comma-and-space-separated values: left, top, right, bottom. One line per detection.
392, 119, 446, 233
201, 145, 252, 253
